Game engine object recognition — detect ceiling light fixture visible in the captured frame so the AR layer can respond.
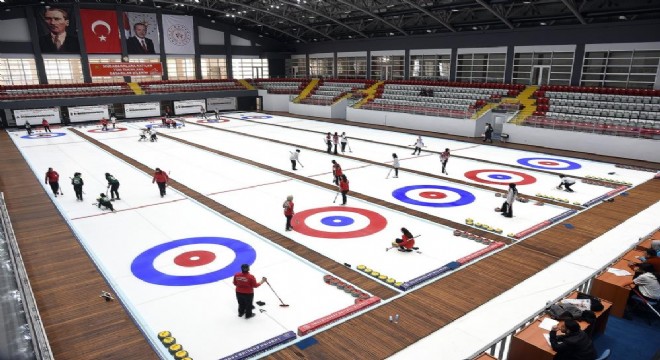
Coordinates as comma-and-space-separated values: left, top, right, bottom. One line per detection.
539, 22, 547, 25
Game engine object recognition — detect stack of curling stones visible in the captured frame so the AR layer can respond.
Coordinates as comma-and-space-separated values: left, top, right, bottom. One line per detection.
323, 274, 370, 304
583, 175, 631, 187
494, 192, 529, 203
356, 265, 402, 289
535, 192, 570, 203
453, 229, 495, 244
615, 164, 655, 173
464, 218, 503, 234
158, 331, 192, 360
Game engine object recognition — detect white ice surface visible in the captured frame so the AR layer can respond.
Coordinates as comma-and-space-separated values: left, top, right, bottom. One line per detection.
7, 113, 657, 360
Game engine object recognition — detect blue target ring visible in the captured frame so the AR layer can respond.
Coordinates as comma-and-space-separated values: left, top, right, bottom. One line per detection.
131, 237, 256, 286
517, 157, 582, 170
240, 115, 272, 119
489, 174, 512, 180
320, 216, 354, 227
392, 185, 476, 207
21, 132, 66, 139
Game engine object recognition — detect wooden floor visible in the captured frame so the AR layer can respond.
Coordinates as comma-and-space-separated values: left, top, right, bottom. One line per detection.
0, 115, 658, 360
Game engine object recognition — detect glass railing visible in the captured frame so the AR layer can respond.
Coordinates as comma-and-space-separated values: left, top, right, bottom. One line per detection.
522, 116, 660, 139
357, 102, 475, 119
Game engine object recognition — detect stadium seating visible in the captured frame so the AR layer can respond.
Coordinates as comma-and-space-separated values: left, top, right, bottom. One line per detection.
139, 79, 245, 94
299, 79, 374, 106
251, 78, 311, 94
0, 82, 133, 100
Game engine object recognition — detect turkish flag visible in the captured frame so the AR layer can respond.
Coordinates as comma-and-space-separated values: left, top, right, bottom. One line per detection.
80, 9, 121, 54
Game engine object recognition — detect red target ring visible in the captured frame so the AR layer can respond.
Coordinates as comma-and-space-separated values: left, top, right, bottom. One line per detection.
292, 206, 387, 239
464, 169, 537, 185
174, 250, 216, 267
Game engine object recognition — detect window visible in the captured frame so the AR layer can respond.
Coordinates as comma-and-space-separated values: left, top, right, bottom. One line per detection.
167, 56, 196, 80
201, 56, 227, 79
129, 56, 162, 82
0, 57, 39, 85
309, 57, 334, 77
410, 54, 450, 80
336, 56, 367, 78
456, 53, 505, 83
512, 51, 574, 85
286, 57, 307, 78
581, 50, 660, 89
232, 58, 269, 79
43, 56, 84, 84
370, 55, 404, 80
88, 55, 124, 83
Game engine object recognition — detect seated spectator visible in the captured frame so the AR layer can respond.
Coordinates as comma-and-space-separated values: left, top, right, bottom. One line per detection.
629, 248, 660, 273
625, 262, 660, 302
652, 240, 660, 256
549, 319, 597, 360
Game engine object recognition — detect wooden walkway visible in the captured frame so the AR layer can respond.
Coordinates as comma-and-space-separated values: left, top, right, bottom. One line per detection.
0, 115, 658, 359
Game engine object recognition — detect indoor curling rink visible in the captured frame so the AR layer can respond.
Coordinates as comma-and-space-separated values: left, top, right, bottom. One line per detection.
8, 112, 659, 360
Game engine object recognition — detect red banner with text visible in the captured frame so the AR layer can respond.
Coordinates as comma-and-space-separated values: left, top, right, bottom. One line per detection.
90, 63, 163, 77
80, 9, 121, 54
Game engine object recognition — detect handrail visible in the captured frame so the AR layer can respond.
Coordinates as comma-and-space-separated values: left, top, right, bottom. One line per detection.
467, 226, 660, 359
0, 192, 53, 360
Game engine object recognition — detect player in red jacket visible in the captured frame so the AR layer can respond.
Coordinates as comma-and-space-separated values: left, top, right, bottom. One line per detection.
152, 168, 169, 197
338, 174, 350, 205
233, 264, 266, 319
100, 117, 108, 131
332, 160, 343, 185
42, 118, 51, 133
392, 227, 417, 252
44, 167, 60, 197
283, 195, 294, 231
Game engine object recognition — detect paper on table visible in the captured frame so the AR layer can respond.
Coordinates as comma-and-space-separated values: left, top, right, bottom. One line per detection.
539, 317, 558, 331
607, 267, 632, 276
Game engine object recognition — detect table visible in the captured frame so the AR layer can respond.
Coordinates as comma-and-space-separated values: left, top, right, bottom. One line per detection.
622, 249, 646, 263
590, 259, 634, 317
507, 292, 612, 360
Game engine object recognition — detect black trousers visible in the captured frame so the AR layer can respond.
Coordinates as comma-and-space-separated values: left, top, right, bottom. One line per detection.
341, 142, 347, 152
99, 200, 114, 211
285, 215, 293, 230
326, 141, 332, 153
74, 185, 83, 200
291, 160, 297, 170
412, 147, 421, 155
333, 144, 338, 154
501, 201, 512, 217
157, 182, 167, 196
49, 182, 59, 195
44, 126, 51, 132
441, 160, 448, 174
236, 292, 254, 316
341, 190, 348, 205
109, 183, 120, 199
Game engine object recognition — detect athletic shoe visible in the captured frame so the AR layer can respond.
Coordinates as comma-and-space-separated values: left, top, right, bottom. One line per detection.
238, 312, 244, 317
245, 313, 255, 319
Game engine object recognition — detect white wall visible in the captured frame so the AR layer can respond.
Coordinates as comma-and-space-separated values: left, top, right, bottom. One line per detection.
259, 90, 290, 112
503, 123, 660, 163
289, 102, 333, 118
346, 108, 480, 137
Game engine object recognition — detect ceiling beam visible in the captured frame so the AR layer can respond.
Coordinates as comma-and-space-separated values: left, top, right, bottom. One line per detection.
279, 0, 369, 39
474, 0, 514, 29
334, 0, 408, 36
560, 0, 587, 24
401, 0, 456, 32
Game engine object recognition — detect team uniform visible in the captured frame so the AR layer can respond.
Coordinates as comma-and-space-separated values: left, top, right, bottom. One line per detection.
340, 133, 348, 153
44, 168, 60, 197
25, 122, 32, 135
332, 161, 343, 185
392, 155, 400, 178
484, 123, 494, 143
332, 133, 339, 155
71, 173, 84, 201
393, 229, 417, 252
42, 119, 51, 133
100, 118, 109, 131
412, 136, 424, 155
325, 133, 332, 153
96, 193, 115, 212
110, 116, 117, 129
233, 266, 264, 319
338, 176, 350, 205
289, 150, 301, 170
139, 128, 149, 141
500, 184, 517, 218
440, 149, 450, 175
557, 176, 576, 192
152, 169, 169, 197
283, 197, 294, 231
105, 173, 120, 201
149, 128, 158, 142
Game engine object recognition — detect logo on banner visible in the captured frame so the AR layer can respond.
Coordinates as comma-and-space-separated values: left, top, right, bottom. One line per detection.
91, 20, 111, 41
167, 24, 191, 46
80, 9, 121, 54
